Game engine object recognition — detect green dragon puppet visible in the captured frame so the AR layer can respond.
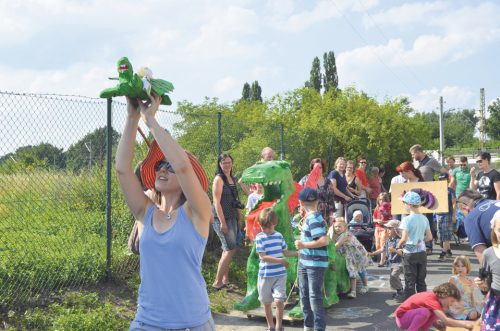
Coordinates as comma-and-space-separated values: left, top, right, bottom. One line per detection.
99, 57, 174, 105
234, 160, 350, 318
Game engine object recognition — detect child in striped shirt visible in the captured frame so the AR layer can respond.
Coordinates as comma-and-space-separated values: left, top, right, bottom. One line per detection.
256, 208, 298, 331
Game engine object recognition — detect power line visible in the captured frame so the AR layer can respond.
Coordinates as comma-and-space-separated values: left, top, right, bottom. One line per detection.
355, 0, 428, 90
331, 0, 413, 91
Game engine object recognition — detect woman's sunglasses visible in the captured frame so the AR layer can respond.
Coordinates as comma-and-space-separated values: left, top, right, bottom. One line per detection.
155, 160, 175, 173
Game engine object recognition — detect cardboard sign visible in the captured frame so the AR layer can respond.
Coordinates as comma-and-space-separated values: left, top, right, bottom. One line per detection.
390, 181, 449, 215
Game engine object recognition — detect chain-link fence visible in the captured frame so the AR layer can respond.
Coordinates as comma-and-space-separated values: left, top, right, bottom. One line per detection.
0, 91, 285, 313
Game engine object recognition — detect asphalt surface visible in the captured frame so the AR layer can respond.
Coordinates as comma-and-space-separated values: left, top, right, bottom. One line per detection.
213, 240, 481, 331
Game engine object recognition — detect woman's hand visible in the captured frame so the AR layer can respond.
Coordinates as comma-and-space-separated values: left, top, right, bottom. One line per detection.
474, 277, 487, 290
138, 94, 162, 126
125, 97, 141, 120
220, 222, 229, 235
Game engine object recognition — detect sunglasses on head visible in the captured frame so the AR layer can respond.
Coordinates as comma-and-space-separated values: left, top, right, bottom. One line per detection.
155, 160, 175, 173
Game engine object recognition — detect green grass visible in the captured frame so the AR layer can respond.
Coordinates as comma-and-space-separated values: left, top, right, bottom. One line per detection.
0, 169, 250, 329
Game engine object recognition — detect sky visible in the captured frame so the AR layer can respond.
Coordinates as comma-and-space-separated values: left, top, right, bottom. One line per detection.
1, 0, 499, 153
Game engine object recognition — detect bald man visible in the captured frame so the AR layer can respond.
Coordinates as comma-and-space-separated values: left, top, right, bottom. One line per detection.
239, 147, 277, 195
260, 147, 275, 161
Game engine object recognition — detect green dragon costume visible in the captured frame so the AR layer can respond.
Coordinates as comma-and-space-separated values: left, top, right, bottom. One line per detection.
100, 57, 174, 105
234, 160, 350, 318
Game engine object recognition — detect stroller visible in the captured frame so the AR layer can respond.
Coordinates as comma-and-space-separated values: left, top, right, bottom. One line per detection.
345, 199, 374, 252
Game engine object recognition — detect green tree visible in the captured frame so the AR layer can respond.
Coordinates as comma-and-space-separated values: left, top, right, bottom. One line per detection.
0, 143, 65, 173
307, 57, 322, 93
65, 127, 120, 172
323, 51, 338, 93
485, 98, 500, 140
444, 109, 478, 147
241, 82, 251, 101
250, 81, 262, 102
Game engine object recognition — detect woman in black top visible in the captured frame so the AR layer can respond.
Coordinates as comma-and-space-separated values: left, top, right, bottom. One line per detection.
212, 153, 242, 290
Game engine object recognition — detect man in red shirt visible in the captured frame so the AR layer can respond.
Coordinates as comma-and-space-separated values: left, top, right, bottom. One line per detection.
354, 156, 372, 199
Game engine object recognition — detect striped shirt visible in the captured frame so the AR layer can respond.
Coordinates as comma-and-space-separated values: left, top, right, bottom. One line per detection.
255, 231, 287, 277
300, 212, 328, 268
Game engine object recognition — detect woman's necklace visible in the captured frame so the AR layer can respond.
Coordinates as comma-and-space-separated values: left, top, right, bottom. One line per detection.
165, 208, 176, 220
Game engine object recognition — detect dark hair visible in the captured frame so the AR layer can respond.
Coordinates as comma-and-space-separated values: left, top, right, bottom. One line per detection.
460, 156, 468, 163
433, 282, 461, 300
357, 155, 367, 162
457, 189, 483, 203
215, 153, 234, 181
396, 161, 424, 182
447, 156, 455, 162
476, 151, 491, 162
309, 158, 327, 173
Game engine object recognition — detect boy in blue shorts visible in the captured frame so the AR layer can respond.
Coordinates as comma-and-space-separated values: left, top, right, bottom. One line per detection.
256, 208, 298, 331
294, 188, 329, 331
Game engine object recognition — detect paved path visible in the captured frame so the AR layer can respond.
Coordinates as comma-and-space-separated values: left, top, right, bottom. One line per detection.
214, 241, 480, 330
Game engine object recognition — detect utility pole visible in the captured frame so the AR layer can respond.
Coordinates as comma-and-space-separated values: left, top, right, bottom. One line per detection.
439, 96, 445, 165
479, 88, 485, 151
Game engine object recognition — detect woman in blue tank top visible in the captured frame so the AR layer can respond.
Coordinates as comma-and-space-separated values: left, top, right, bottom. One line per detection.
116, 94, 215, 331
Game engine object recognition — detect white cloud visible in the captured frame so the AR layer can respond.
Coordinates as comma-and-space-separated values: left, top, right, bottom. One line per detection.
407, 86, 476, 113
0, 63, 110, 97
185, 5, 262, 61
363, 2, 449, 28
213, 76, 239, 94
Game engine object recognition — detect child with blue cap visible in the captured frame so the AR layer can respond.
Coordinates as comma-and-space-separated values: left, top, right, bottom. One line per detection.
396, 191, 433, 302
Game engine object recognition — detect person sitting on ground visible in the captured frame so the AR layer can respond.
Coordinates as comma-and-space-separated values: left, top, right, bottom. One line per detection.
329, 217, 371, 298
447, 255, 483, 321
255, 208, 298, 331
395, 282, 474, 330
369, 220, 404, 300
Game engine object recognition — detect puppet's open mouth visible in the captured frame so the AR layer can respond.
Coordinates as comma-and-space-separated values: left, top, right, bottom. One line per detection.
119, 64, 129, 73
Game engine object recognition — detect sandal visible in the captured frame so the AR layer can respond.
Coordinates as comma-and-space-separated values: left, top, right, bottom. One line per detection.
212, 284, 229, 291
223, 283, 239, 290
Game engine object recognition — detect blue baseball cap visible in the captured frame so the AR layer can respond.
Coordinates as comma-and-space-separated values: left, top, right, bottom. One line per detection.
402, 191, 421, 205
298, 187, 318, 202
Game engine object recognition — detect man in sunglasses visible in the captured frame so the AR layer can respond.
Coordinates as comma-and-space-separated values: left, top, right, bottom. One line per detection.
450, 156, 471, 197
457, 189, 500, 264
470, 152, 500, 200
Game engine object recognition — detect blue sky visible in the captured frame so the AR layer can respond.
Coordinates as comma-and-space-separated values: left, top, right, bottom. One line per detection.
1, 0, 499, 114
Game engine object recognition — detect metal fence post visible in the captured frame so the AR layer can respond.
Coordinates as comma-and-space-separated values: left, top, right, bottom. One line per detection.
217, 112, 221, 157
106, 98, 112, 279
280, 124, 285, 160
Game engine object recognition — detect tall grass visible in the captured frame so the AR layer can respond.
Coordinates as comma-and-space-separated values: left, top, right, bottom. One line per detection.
0, 168, 135, 309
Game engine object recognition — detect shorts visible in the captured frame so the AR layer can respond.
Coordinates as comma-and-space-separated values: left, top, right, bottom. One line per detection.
130, 316, 215, 331
212, 217, 238, 251
436, 214, 453, 242
258, 275, 287, 304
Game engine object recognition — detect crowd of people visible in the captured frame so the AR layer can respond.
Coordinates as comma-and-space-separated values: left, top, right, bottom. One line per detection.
115, 95, 500, 331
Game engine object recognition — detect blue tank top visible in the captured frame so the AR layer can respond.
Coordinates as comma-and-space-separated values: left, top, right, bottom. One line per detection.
134, 205, 211, 328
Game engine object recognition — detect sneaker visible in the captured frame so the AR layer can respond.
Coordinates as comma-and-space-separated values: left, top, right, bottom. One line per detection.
438, 251, 446, 261
347, 291, 357, 299
359, 286, 368, 294
446, 249, 453, 258
394, 294, 406, 303
265, 328, 275, 331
